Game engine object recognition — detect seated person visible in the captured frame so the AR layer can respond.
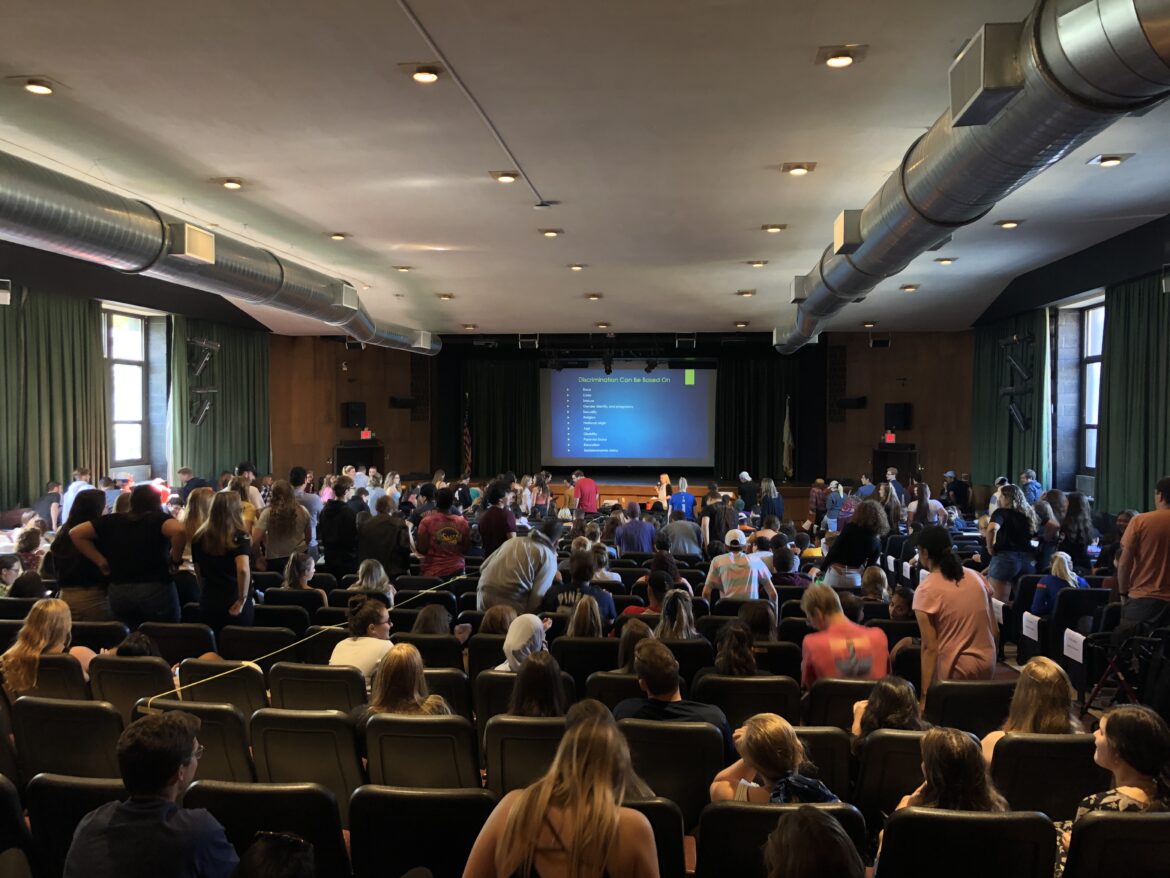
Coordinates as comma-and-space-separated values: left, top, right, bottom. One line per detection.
709, 712, 838, 804
624, 570, 671, 616
860, 566, 890, 603
541, 548, 617, 627
282, 553, 329, 605
764, 806, 864, 878
0, 598, 97, 695
981, 656, 1081, 762
590, 543, 622, 584
567, 595, 604, 637
894, 727, 1007, 814
748, 535, 775, 573
353, 642, 450, 730
1029, 551, 1089, 616
613, 638, 734, 762
702, 530, 777, 603
411, 604, 473, 643
850, 675, 929, 755
653, 589, 703, 641
889, 586, 916, 622
497, 613, 550, 672
739, 601, 777, 644
771, 545, 811, 588
614, 504, 657, 556
328, 596, 392, 689
64, 712, 238, 878
615, 618, 653, 673
479, 604, 517, 636
693, 621, 764, 687
9, 571, 47, 598
556, 536, 592, 575
506, 651, 567, 718
633, 548, 693, 594
800, 584, 889, 688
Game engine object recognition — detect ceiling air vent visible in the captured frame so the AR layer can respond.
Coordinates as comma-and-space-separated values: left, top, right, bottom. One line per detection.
411, 331, 433, 352
167, 223, 215, 265
949, 23, 1024, 127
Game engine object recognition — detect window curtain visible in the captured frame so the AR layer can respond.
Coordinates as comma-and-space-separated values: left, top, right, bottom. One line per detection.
168, 316, 271, 483
1097, 273, 1170, 513
970, 309, 1051, 489
0, 287, 108, 509
462, 359, 540, 477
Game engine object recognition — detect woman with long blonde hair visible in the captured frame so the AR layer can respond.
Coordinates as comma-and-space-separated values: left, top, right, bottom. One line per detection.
192, 491, 253, 634
362, 642, 450, 719
654, 590, 700, 641
981, 656, 1082, 762
464, 716, 659, 877
0, 598, 96, 695
710, 712, 837, 804
1029, 551, 1089, 616
181, 487, 215, 568
351, 559, 394, 599
984, 483, 1040, 602
567, 595, 603, 638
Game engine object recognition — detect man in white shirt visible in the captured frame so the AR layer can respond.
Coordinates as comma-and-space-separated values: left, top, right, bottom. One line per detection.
703, 529, 777, 603
60, 467, 93, 524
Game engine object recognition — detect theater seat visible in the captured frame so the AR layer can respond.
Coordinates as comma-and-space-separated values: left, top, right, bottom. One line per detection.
484, 715, 565, 797
218, 625, 298, 674
585, 671, 643, 711
1063, 811, 1170, 878
69, 621, 130, 652
268, 662, 366, 712
183, 780, 350, 878
695, 801, 866, 878
923, 680, 1016, 738
88, 655, 177, 724
13, 697, 122, 781
391, 632, 464, 670
550, 636, 621, 694
366, 714, 480, 789
467, 634, 506, 680
626, 797, 686, 878
754, 642, 802, 679
474, 670, 575, 746
392, 589, 458, 616
852, 729, 926, 834
795, 726, 853, 801
25, 654, 90, 700
26, 773, 125, 878
138, 622, 217, 666
990, 733, 1110, 821
252, 604, 311, 636
659, 638, 714, 688
134, 697, 255, 782
424, 668, 471, 720
178, 659, 268, 717
619, 718, 724, 832
804, 678, 876, 731
0, 773, 38, 878
692, 674, 801, 727
261, 587, 325, 613
876, 808, 1055, 878
349, 785, 497, 878
300, 625, 349, 665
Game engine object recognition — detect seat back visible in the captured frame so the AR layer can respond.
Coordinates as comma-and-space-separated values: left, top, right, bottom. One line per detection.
268, 662, 366, 712
262, 587, 326, 613
585, 672, 643, 711
183, 780, 350, 878
26, 773, 125, 878
252, 604, 311, 636
309, 572, 338, 591
251, 571, 284, 592
1063, 811, 1170, 878
24, 654, 90, 700
218, 626, 298, 674
696, 614, 733, 644
659, 638, 715, 689
1048, 589, 1111, 656
0, 621, 21, 653
692, 674, 800, 728
138, 622, 217, 665
249, 709, 363, 826
349, 785, 498, 878
88, 655, 177, 724
795, 726, 853, 801
393, 589, 458, 616
394, 575, 444, 591
990, 733, 1110, 821
1006, 576, 1042, 644
391, 633, 464, 670
619, 718, 724, 832
300, 625, 349, 665
484, 715, 566, 797
852, 729, 926, 831
754, 641, 802, 678
550, 637, 621, 695
878, 807, 1055, 878
778, 617, 815, 646
366, 714, 480, 788
12, 696, 122, 780
696, 801, 867, 878
133, 697, 255, 782
805, 678, 877, 731
178, 659, 268, 716
0, 773, 36, 878
0, 599, 38, 620
865, 618, 920, 650
626, 798, 686, 878
423, 668, 471, 720
473, 670, 575, 745
924, 680, 1017, 738
69, 621, 130, 652
892, 643, 922, 691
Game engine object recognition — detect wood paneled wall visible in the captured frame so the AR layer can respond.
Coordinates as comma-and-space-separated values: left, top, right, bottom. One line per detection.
824, 331, 973, 485
268, 336, 431, 479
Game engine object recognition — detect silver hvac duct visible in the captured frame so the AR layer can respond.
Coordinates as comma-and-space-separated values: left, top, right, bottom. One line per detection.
0, 149, 441, 355
776, 0, 1170, 353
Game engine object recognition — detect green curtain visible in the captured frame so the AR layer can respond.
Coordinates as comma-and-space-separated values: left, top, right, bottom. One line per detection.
168, 316, 271, 482
463, 359, 540, 477
971, 309, 1051, 489
0, 287, 108, 509
1097, 273, 1170, 513
715, 357, 806, 481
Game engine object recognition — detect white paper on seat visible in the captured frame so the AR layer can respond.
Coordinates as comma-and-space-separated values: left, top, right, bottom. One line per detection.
886, 556, 895, 573
918, 569, 927, 585
1064, 629, 1086, 664
1021, 611, 1040, 641
903, 562, 911, 580
992, 598, 1005, 624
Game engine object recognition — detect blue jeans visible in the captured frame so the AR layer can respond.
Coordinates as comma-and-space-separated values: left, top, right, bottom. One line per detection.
108, 582, 180, 630
987, 550, 1034, 581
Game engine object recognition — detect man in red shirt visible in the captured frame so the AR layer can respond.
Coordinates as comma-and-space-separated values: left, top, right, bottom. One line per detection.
799, 583, 889, 688
572, 470, 600, 514
415, 488, 471, 577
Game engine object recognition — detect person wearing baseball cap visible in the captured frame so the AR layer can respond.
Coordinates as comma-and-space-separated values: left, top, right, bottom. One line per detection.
737, 472, 759, 515
944, 470, 970, 511
702, 528, 777, 604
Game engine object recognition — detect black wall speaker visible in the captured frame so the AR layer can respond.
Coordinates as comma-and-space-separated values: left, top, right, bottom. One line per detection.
342, 401, 367, 427
885, 402, 913, 430
388, 396, 418, 409
837, 396, 868, 410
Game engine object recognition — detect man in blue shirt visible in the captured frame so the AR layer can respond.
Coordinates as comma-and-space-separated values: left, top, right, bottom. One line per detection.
855, 474, 876, 498
65, 711, 238, 878
615, 503, 656, 555
885, 467, 908, 505
1019, 469, 1044, 504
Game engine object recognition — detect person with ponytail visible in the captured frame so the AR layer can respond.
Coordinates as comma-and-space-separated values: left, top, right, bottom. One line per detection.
912, 526, 998, 703
654, 589, 702, 641
464, 716, 659, 877
1029, 551, 1089, 616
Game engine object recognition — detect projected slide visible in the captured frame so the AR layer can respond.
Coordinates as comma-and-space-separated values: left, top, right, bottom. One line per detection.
540, 366, 716, 466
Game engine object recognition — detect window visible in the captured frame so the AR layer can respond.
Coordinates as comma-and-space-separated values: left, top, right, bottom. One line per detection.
1081, 304, 1104, 471
104, 310, 147, 465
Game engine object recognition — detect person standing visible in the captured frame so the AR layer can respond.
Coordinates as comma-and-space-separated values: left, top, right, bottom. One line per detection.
415, 488, 471, 578
885, 468, 908, 506
615, 503, 656, 555
737, 472, 759, 514
855, 474, 876, 499
702, 530, 777, 603
759, 478, 785, 523
1019, 469, 1044, 505
477, 479, 517, 558
289, 466, 322, 559
191, 492, 254, 635
1118, 477, 1170, 626
984, 484, 1039, 602
60, 467, 93, 525
571, 469, 600, 514
318, 475, 359, 578
800, 584, 889, 688
235, 462, 265, 510
667, 477, 695, 520
477, 519, 563, 613
250, 480, 309, 575
33, 481, 62, 532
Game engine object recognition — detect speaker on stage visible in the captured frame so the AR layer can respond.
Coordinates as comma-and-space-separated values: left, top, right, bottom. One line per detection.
342, 401, 366, 428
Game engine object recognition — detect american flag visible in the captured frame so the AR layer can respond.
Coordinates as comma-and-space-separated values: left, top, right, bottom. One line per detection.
461, 392, 472, 480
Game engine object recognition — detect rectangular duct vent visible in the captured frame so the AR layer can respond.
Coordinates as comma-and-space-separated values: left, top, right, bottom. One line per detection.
411, 330, 433, 352
949, 22, 1024, 127
331, 281, 359, 311
833, 210, 863, 255
790, 274, 810, 305
167, 223, 215, 264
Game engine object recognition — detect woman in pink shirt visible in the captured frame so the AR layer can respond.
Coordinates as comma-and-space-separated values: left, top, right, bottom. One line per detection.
913, 526, 998, 704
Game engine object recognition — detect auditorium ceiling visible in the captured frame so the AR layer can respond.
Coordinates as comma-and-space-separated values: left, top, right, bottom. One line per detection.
2, 0, 1169, 338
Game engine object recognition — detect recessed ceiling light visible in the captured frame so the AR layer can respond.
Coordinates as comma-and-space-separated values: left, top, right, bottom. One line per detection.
412, 66, 441, 84
995, 220, 1023, 229
735, 321, 750, 328
825, 53, 854, 68
437, 293, 455, 301
736, 290, 756, 298
900, 284, 920, 292
748, 260, 768, 268
934, 257, 956, 265
394, 266, 412, 272
491, 171, 519, 183
361, 283, 371, 290
462, 323, 478, 330
222, 178, 243, 190
585, 293, 603, 301
568, 264, 586, 271
329, 232, 348, 241
862, 321, 877, 328
1088, 153, 1132, 168
540, 229, 563, 237
595, 322, 610, 329
761, 224, 787, 233
23, 79, 53, 95
781, 162, 816, 176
